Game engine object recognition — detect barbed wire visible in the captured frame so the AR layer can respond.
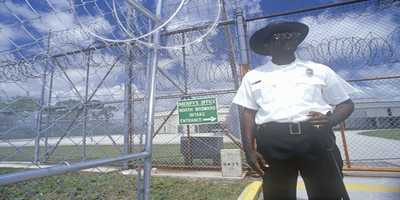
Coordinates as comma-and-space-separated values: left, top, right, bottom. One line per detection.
70, 0, 186, 43
2, 24, 398, 83
69, 0, 222, 49
298, 28, 400, 69
247, 0, 396, 19
0, 0, 399, 83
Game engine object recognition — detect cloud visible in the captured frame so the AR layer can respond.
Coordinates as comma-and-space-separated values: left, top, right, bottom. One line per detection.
1, 0, 398, 104
47, 0, 71, 10
0, 1, 39, 49
33, 10, 77, 33
0, 0, 118, 51
241, 0, 263, 16
0, 23, 27, 50
296, 6, 399, 70
161, 0, 222, 31
296, 6, 400, 101
0, 1, 38, 20
300, 6, 396, 44
0, 76, 43, 99
0, 1, 75, 34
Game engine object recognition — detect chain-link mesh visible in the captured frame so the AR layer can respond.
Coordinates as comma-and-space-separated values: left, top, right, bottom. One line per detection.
1, 0, 399, 199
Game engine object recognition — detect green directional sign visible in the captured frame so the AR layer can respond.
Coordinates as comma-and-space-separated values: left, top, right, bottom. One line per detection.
177, 97, 219, 125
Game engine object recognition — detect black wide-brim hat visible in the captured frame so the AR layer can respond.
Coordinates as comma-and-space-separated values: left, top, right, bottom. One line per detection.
249, 21, 309, 55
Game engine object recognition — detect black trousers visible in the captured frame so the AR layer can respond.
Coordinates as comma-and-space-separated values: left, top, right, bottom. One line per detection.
256, 124, 345, 200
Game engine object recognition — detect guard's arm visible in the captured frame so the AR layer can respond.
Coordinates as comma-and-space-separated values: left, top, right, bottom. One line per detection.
328, 99, 355, 126
308, 99, 354, 129
242, 107, 268, 175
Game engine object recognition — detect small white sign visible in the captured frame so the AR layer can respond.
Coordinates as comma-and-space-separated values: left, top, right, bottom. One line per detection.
220, 149, 242, 177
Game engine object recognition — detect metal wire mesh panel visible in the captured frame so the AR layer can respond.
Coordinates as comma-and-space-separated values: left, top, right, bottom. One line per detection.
0, 0, 154, 198
144, 20, 244, 168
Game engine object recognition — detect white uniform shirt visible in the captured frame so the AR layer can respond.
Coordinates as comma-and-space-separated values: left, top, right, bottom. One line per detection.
233, 58, 358, 125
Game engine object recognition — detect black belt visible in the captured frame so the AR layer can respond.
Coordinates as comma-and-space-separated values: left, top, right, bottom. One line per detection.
259, 121, 315, 136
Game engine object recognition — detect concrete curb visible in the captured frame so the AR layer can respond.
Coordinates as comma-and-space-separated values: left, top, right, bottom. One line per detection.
237, 181, 262, 200
120, 168, 247, 180
343, 171, 400, 178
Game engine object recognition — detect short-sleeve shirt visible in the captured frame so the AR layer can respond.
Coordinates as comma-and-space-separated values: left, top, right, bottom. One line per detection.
232, 58, 358, 125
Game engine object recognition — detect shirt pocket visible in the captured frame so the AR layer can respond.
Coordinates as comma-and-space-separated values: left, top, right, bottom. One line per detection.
251, 82, 278, 105
295, 76, 326, 102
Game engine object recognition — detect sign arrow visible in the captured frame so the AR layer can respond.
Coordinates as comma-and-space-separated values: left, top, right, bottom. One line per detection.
203, 116, 217, 122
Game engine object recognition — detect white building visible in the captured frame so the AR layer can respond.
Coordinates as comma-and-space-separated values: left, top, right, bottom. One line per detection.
345, 99, 400, 129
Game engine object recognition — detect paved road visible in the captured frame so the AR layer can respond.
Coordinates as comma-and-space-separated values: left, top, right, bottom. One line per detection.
1, 130, 399, 167
333, 130, 400, 167
297, 175, 400, 200
255, 173, 400, 200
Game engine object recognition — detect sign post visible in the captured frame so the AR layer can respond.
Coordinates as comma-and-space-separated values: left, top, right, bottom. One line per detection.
177, 97, 219, 125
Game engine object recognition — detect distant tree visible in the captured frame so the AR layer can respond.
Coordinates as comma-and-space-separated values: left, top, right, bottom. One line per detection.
41, 99, 85, 137
0, 96, 40, 119
0, 96, 40, 139
54, 99, 81, 108
9, 96, 40, 111
94, 106, 118, 122
44, 99, 84, 120
0, 100, 4, 110
0, 101, 6, 110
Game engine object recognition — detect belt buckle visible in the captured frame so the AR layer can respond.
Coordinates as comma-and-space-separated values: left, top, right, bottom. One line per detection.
289, 122, 301, 134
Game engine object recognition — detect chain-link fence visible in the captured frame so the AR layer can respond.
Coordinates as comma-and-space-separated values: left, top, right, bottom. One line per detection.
0, 0, 399, 199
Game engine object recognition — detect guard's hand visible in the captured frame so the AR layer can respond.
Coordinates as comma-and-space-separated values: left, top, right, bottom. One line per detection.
245, 149, 268, 175
307, 111, 334, 130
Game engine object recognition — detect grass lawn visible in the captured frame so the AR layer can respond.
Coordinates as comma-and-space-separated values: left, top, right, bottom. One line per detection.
0, 167, 254, 200
0, 142, 251, 199
0, 143, 244, 165
358, 129, 400, 140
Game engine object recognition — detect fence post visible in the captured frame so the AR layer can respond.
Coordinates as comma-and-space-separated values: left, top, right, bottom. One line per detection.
83, 49, 91, 158
221, 0, 239, 89
34, 64, 46, 165
44, 58, 55, 162
235, 0, 249, 73
34, 31, 52, 164
124, 44, 133, 170
235, 0, 249, 148
142, 0, 163, 199
340, 122, 351, 168
124, 8, 134, 170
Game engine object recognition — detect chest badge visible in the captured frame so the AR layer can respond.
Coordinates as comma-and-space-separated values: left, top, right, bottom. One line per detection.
306, 68, 314, 77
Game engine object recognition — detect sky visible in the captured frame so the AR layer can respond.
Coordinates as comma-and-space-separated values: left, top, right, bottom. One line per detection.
0, 0, 399, 110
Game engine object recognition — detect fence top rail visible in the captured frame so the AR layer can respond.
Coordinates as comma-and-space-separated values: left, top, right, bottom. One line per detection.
346, 75, 400, 82
244, 0, 368, 22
